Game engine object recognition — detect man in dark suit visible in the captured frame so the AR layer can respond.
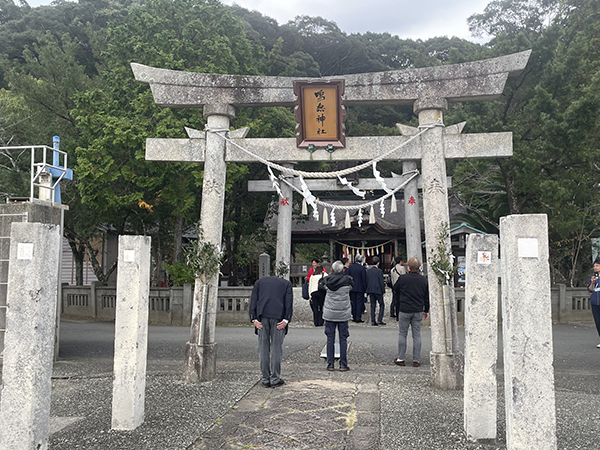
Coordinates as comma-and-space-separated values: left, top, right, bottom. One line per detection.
366, 256, 386, 326
345, 255, 367, 322
249, 275, 293, 387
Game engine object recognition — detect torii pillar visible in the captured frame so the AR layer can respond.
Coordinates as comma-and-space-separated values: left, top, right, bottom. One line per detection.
182, 104, 233, 383
417, 99, 463, 388
275, 164, 294, 280
132, 50, 531, 387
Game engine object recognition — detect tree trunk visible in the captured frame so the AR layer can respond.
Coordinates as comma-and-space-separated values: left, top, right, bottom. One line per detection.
173, 212, 184, 263
67, 239, 86, 285
86, 244, 117, 285
225, 235, 238, 286
497, 159, 521, 214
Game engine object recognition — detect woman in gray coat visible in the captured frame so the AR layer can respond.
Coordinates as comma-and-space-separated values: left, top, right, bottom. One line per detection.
322, 260, 354, 371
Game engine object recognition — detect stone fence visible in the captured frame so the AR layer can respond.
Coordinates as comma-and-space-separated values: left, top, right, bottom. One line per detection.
61, 283, 593, 326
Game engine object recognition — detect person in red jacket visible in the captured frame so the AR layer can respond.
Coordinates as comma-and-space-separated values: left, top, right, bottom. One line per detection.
306, 259, 327, 282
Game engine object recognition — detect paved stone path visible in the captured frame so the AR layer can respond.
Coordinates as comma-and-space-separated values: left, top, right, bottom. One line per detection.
189, 370, 379, 450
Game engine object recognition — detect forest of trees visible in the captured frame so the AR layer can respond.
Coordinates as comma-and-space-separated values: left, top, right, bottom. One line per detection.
0, 0, 598, 286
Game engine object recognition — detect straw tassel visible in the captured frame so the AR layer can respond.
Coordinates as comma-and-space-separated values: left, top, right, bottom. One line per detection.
345, 211, 351, 228
302, 198, 308, 215
391, 193, 398, 213
323, 207, 328, 225
369, 205, 376, 224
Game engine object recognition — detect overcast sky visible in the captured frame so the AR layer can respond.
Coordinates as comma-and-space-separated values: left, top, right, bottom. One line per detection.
27, 0, 492, 41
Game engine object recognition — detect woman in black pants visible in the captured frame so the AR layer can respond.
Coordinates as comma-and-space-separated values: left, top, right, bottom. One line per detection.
309, 265, 327, 326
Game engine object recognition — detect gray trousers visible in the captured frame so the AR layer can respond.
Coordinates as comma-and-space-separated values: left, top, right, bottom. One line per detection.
397, 312, 423, 363
258, 318, 286, 384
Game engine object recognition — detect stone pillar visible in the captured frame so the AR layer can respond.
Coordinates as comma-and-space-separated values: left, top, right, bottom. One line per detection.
0, 202, 63, 362
416, 99, 463, 390
111, 235, 151, 431
275, 164, 294, 280
183, 103, 233, 383
258, 252, 271, 279
464, 234, 498, 442
500, 214, 557, 449
0, 222, 61, 450
403, 160, 422, 262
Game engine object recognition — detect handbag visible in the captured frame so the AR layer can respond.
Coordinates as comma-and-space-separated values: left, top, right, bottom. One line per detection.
302, 281, 310, 299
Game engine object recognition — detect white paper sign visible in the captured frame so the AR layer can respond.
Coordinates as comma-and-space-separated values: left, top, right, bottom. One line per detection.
123, 250, 136, 262
518, 238, 539, 258
477, 251, 492, 265
17, 243, 34, 260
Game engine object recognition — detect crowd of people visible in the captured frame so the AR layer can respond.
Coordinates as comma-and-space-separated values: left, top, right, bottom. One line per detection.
251, 254, 600, 385
249, 254, 429, 384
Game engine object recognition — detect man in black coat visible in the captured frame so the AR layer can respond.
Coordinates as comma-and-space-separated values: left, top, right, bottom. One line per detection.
345, 255, 367, 322
393, 257, 429, 367
249, 275, 293, 387
366, 256, 386, 326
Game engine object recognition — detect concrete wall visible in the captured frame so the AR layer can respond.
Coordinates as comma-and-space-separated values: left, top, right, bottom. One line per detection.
61, 284, 593, 326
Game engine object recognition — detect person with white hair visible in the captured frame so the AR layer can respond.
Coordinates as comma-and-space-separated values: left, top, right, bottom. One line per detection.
322, 260, 353, 371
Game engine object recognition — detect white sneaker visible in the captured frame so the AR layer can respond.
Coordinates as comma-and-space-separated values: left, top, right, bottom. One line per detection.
597, 344, 600, 349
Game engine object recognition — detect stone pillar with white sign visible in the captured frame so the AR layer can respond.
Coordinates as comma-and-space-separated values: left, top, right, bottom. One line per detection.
500, 214, 556, 449
111, 235, 151, 431
464, 234, 498, 442
0, 222, 61, 450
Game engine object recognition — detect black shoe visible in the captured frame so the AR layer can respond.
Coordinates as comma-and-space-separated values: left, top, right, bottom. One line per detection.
327, 363, 335, 371
372, 322, 378, 326
378, 322, 386, 326
262, 381, 271, 388
390, 315, 397, 318
271, 379, 285, 387
339, 365, 350, 371
356, 320, 364, 323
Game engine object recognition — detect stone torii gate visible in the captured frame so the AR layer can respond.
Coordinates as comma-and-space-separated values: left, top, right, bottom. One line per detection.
132, 50, 530, 388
